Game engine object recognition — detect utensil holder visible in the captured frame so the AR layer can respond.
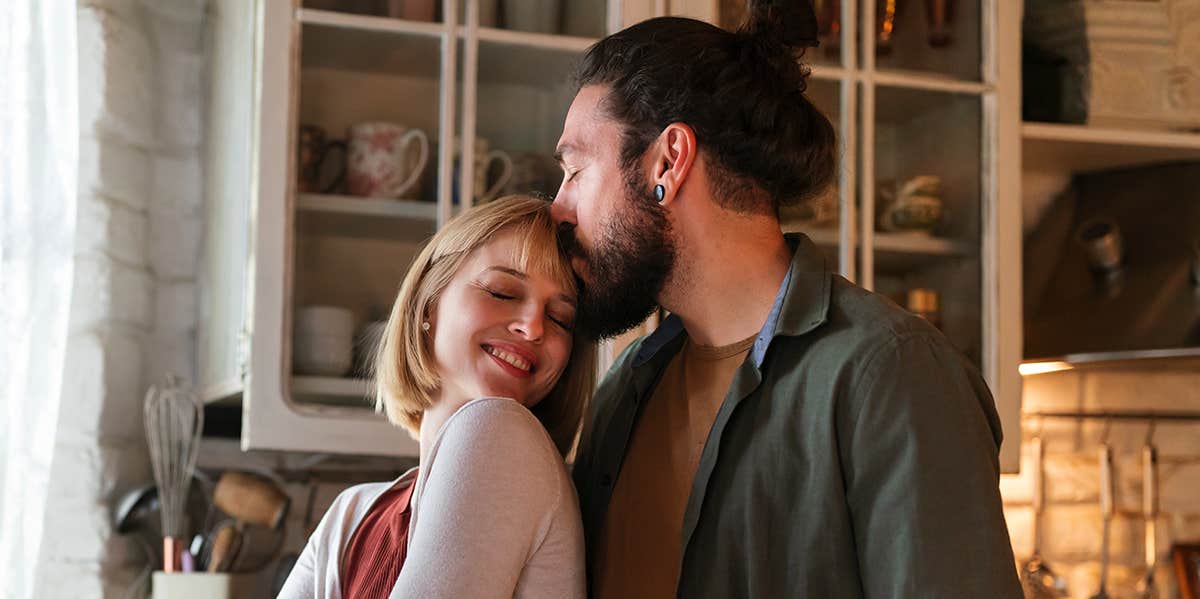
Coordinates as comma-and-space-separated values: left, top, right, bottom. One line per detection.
152, 572, 253, 599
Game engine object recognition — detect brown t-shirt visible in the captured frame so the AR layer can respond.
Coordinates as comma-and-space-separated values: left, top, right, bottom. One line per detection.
593, 333, 756, 599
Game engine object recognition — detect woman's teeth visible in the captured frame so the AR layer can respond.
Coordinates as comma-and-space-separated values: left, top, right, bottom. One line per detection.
487, 346, 531, 372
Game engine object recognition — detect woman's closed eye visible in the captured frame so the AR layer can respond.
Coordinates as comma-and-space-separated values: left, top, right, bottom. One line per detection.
547, 310, 574, 331
485, 287, 515, 300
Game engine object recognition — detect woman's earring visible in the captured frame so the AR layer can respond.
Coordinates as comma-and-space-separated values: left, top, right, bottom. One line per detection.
421, 321, 431, 332
654, 184, 666, 203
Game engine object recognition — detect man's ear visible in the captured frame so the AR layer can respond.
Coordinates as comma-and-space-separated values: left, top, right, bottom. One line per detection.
651, 122, 697, 206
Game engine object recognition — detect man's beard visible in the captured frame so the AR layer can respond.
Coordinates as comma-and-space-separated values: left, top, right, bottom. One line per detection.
562, 170, 676, 340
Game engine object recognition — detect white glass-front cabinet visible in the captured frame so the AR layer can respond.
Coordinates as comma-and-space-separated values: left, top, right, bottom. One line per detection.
202, 0, 1022, 471
201, 0, 628, 456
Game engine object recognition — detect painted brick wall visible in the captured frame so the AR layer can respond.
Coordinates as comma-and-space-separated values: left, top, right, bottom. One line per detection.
33, 1, 208, 596
1000, 363, 1200, 599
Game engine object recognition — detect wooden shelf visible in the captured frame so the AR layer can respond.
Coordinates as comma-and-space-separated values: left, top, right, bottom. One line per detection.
297, 194, 437, 240
808, 64, 849, 82
784, 225, 974, 272
786, 227, 972, 253
1022, 122, 1200, 173
298, 8, 445, 38
299, 193, 436, 219
872, 69, 991, 95
783, 226, 840, 247
874, 231, 973, 255
292, 375, 375, 407
873, 231, 975, 272
472, 26, 595, 52
293, 375, 371, 396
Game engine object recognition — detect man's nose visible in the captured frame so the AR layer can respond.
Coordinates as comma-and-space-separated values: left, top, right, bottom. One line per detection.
550, 187, 574, 225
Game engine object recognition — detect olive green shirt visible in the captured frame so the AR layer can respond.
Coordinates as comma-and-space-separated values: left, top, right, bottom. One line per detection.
572, 234, 1022, 598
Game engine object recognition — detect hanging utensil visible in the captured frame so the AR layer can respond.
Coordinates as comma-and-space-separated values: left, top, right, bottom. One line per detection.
207, 520, 243, 573
1022, 435, 1068, 598
144, 373, 204, 572
1137, 423, 1159, 599
212, 470, 291, 530
211, 469, 291, 572
1091, 440, 1114, 599
112, 483, 161, 599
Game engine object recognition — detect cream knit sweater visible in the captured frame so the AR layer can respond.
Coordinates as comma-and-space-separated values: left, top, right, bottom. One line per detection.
277, 398, 586, 599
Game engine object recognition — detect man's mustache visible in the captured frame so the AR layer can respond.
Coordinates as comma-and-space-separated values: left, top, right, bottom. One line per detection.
556, 222, 585, 259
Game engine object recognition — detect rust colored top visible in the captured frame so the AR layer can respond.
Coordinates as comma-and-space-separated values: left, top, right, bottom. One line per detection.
340, 479, 416, 598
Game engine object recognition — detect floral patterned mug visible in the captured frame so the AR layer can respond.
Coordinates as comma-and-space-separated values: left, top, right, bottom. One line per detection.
345, 122, 429, 199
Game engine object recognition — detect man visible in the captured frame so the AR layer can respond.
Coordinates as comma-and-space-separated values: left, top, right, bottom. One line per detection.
550, 2, 1022, 598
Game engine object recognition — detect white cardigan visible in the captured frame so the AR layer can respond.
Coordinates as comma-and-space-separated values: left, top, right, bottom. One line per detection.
277, 398, 586, 599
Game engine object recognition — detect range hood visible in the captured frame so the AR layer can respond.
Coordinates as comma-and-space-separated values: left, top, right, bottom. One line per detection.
1023, 162, 1200, 363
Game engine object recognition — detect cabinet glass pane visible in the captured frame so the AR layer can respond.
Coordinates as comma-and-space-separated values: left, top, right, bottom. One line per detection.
462, 0, 607, 37
290, 23, 445, 406
470, 40, 581, 202
873, 84, 982, 366
298, 25, 443, 203
781, 76, 844, 271
864, 0, 982, 82
302, 0, 444, 24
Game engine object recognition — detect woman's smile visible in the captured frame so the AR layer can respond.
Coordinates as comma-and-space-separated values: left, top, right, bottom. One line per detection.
482, 342, 537, 377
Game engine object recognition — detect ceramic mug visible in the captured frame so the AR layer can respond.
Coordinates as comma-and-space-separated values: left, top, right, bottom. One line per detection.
294, 306, 355, 377
780, 184, 839, 229
346, 122, 430, 199
878, 175, 944, 234
453, 137, 513, 204
297, 125, 346, 193
503, 152, 559, 197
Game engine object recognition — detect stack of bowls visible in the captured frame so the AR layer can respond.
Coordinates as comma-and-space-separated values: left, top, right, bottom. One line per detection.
293, 306, 354, 376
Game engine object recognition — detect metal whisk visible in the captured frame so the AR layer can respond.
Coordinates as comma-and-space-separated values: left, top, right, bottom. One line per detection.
144, 374, 204, 572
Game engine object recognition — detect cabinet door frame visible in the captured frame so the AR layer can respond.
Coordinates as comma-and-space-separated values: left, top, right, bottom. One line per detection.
240, 0, 422, 456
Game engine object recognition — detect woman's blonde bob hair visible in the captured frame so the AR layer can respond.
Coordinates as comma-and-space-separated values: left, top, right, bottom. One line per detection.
373, 194, 595, 457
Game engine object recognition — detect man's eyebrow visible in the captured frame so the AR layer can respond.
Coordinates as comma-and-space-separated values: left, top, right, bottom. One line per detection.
553, 143, 579, 165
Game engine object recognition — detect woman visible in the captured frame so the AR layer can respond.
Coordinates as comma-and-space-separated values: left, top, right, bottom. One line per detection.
279, 195, 595, 599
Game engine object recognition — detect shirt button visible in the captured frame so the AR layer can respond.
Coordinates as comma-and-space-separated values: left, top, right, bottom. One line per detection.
600, 474, 613, 487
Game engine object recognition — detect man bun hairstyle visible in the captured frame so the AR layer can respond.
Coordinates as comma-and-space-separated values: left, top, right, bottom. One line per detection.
574, 0, 836, 216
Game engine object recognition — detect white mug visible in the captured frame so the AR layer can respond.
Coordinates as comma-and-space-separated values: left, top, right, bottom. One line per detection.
346, 122, 430, 199
478, 149, 514, 202
455, 137, 513, 204
294, 305, 355, 377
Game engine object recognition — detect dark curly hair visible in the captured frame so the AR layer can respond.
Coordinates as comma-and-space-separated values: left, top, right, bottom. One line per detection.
573, 0, 837, 216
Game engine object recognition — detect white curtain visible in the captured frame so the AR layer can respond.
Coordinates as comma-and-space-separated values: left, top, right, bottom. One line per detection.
0, 1, 79, 598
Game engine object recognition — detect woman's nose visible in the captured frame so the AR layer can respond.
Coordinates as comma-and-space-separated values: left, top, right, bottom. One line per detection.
509, 309, 544, 341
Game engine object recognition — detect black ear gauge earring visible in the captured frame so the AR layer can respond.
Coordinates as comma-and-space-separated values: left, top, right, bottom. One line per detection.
654, 184, 666, 203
